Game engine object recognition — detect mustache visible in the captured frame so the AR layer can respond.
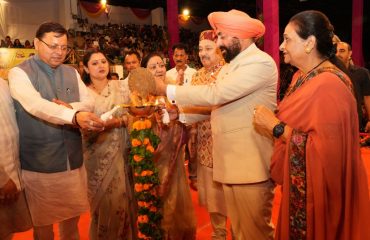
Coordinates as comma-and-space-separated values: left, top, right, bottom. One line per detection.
219, 46, 227, 51
200, 56, 210, 61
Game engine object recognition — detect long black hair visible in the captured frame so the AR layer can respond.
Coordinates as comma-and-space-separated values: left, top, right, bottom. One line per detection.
81, 49, 109, 85
289, 10, 348, 75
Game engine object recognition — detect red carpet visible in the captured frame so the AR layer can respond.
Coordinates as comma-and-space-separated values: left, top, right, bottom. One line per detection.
13, 147, 370, 239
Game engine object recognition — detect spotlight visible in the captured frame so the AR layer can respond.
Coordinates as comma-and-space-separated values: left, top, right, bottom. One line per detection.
182, 8, 190, 16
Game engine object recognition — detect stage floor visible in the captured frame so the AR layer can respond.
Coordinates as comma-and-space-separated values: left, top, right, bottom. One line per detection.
13, 147, 370, 239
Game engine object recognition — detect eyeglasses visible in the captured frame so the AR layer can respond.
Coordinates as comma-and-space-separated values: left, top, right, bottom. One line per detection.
38, 38, 71, 53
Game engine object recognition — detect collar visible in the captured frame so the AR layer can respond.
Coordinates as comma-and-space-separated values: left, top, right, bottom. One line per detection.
34, 55, 59, 76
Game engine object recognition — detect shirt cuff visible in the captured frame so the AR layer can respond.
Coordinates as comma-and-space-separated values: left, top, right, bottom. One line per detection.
166, 84, 177, 104
178, 113, 187, 123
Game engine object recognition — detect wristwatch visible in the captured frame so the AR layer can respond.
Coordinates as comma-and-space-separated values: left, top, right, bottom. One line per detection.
272, 122, 286, 138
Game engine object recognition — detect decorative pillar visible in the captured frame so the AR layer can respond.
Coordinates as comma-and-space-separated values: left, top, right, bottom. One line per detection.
257, 0, 280, 100
352, 0, 364, 66
166, 0, 179, 67
261, 0, 280, 68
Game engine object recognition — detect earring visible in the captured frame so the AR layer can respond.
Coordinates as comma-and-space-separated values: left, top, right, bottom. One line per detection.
305, 48, 312, 54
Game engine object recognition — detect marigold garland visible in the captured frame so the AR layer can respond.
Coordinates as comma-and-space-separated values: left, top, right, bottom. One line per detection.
129, 118, 163, 239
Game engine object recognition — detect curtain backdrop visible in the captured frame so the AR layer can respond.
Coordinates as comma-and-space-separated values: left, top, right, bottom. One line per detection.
0, 1, 8, 39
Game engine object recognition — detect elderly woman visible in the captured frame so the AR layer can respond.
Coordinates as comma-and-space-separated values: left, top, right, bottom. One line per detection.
140, 52, 197, 239
253, 10, 370, 240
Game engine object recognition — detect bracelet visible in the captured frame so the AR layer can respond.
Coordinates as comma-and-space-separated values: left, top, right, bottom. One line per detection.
74, 111, 81, 128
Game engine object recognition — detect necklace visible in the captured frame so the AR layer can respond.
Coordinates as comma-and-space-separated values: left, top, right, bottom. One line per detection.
91, 81, 111, 97
286, 58, 327, 96
205, 60, 225, 81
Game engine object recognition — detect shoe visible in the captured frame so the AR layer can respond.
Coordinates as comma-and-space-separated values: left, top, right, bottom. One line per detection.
189, 179, 198, 191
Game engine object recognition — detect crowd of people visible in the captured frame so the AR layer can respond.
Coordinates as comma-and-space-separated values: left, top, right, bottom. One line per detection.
1, 23, 202, 69
1, 8, 370, 240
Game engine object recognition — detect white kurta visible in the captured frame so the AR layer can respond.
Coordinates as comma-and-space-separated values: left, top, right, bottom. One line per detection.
166, 65, 197, 86
0, 78, 20, 190
0, 78, 32, 237
8, 66, 93, 226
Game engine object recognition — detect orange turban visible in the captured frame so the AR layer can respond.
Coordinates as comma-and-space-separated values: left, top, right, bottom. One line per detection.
208, 9, 265, 39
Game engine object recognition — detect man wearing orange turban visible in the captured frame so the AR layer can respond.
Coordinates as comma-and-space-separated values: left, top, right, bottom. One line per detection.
155, 10, 277, 239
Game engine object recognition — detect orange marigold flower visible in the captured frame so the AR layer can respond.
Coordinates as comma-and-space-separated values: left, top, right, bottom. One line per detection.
135, 183, 143, 192
146, 145, 155, 153
144, 119, 152, 129
133, 155, 143, 162
150, 206, 157, 212
134, 172, 139, 177
131, 138, 142, 147
141, 170, 153, 176
143, 183, 153, 190
133, 120, 146, 131
138, 231, 149, 239
138, 215, 149, 223
138, 201, 146, 207
143, 137, 150, 145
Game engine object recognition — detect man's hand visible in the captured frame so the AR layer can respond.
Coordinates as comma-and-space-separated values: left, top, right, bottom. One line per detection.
0, 179, 19, 205
176, 69, 185, 85
75, 111, 105, 131
154, 76, 167, 96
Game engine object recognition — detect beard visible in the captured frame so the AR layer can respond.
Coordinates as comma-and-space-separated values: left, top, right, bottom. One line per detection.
219, 38, 241, 63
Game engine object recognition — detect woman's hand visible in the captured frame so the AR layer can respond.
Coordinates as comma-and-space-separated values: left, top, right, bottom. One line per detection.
104, 115, 127, 131
154, 76, 167, 96
253, 105, 280, 137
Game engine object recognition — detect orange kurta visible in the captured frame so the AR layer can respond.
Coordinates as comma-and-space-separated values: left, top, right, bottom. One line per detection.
272, 69, 370, 240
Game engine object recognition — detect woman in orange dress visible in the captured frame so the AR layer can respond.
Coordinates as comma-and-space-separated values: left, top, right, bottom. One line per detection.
253, 10, 370, 240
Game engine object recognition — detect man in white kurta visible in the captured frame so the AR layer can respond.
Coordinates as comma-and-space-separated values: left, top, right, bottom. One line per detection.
8, 22, 105, 240
166, 43, 198, 189
0, 78, 32, 240
156, 10, 278, 240
166, 43, 197, 86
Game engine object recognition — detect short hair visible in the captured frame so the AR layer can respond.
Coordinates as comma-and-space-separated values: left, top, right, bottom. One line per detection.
172, 43, 188, 54
338, 41, 352, 51
109, 72, 119, 79
36, 22, 67, 39
124, 50, 141, 62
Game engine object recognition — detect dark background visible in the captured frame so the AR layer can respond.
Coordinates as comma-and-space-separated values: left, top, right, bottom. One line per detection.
83, 0, 370, 68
